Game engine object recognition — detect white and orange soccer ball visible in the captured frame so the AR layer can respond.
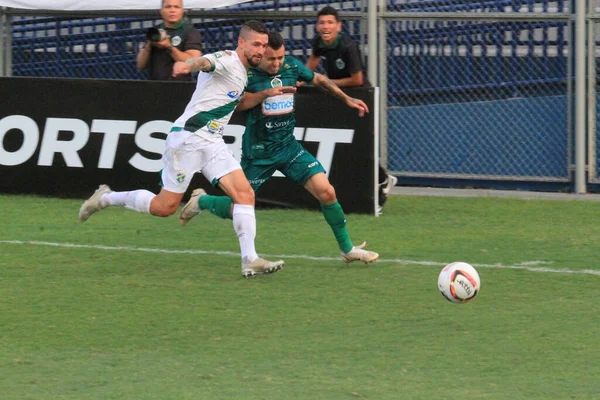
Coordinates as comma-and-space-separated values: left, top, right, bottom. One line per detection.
438, 262, 481, 303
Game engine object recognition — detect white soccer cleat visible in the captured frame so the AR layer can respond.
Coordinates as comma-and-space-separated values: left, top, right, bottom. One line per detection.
241, 257, 284, 278
382, 174, 398, 195
79, 184, 112, 222
179, 188, 206, 226
341, 242, 380, 264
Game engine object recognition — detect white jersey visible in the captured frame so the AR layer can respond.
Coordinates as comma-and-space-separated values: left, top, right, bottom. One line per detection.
172, 50, 247, 141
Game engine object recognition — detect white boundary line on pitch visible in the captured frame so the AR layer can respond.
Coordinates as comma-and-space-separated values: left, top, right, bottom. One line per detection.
2, 240, 600, 277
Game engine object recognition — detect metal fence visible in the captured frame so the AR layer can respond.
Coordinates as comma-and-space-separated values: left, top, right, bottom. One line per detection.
383, 14, 571, 182
1, 0, 597, 192
589, 9, 600, 184
4, 1, 365, 80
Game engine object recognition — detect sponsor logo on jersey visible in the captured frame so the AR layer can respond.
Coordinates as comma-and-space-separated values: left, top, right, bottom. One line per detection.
207, 120, 223, 134
213, 52, 223, 58
262, 94, 294, 116
290, 149, 304, 163
336, 58, 345, 70
248, 177, 267, 185
171, 36, 182, 46
265, 120, 292, 129
227, 90, 241, 99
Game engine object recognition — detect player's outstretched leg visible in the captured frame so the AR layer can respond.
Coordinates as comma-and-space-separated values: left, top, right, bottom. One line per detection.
79, 184, 113, 222
242, 256, 285, 278
179, 188, 207, 225
319, 201, 379, 264
341, 242, 380, 264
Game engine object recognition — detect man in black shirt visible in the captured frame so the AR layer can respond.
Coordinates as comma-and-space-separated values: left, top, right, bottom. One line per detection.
136, 0, 202, 81
306, 6, 367, 87
306, 6, 397, 213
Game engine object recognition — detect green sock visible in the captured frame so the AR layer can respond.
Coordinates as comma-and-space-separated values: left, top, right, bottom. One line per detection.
199, 195, 233, 220
321, 201, 353, 253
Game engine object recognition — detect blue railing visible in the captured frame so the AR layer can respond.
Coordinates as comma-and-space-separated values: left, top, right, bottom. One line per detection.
10, 0, 567, 89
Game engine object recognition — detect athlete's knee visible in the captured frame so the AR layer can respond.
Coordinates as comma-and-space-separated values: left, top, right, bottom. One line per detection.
150, 197, 179, 217
315, 184, 336, 204
231, 185, 255, 205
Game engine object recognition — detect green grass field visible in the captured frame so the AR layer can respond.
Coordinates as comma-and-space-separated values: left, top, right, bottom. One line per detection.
1, 193, 599, 399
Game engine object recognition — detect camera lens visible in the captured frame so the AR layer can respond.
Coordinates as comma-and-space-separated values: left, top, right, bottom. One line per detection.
146, 28, 165, 42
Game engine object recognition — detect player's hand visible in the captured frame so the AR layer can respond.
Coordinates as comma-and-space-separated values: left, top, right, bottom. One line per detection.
347, 98, 369, 117
296, 81, 306, 87
265, 86, 297, 96
172, 61, 190, 77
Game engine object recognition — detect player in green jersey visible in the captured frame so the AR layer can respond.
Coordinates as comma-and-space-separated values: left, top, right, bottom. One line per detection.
180, 31, 379, 264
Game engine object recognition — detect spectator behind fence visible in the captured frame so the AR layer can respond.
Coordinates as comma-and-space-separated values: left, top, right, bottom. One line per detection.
136, 0, 202, 81
305, 5, 369, 88
306, 6, 397, 214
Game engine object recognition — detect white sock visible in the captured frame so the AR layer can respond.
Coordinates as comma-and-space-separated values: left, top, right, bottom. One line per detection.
232, 204, 258, 262
101, 190, 155, 214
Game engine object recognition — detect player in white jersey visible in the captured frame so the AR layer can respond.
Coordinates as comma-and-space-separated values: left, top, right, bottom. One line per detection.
79, 20, 284, 277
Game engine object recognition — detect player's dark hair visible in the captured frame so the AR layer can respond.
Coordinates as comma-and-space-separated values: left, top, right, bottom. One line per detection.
268, 31, 285, 50
317, 6, 339, 21
240, 20, 269, 39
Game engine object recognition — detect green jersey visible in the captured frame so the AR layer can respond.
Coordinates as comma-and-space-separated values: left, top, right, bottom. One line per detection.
242, 56, 315, 161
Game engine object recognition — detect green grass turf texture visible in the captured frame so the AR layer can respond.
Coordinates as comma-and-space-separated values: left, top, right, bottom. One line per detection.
1, 194, 599, 399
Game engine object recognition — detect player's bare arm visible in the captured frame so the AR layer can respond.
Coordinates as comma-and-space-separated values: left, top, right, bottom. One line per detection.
172, 57, 213, 76
312, 72, 369, 116
236, 86, 297, 111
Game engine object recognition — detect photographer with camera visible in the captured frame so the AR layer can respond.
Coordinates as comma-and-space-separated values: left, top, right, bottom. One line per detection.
136, 0, 202, 81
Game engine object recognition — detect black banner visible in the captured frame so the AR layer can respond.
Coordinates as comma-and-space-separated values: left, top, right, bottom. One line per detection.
0, 77, 376, 213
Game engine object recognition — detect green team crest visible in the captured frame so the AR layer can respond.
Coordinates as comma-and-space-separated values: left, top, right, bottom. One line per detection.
270, 76, 283, 88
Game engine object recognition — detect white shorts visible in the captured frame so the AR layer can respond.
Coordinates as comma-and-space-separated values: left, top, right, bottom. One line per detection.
161, 129, 241, 193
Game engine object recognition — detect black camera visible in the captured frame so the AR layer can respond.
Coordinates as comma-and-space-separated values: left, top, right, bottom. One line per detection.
146, 27, 167, 42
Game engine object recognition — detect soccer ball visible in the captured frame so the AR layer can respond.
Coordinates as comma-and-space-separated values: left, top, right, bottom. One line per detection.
438, 262, 481, 303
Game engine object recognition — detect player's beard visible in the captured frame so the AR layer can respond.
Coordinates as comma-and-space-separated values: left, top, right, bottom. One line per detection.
246, 52, 262, 67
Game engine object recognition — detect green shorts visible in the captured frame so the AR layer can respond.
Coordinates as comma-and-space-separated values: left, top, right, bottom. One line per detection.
241, 141, 326, 192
